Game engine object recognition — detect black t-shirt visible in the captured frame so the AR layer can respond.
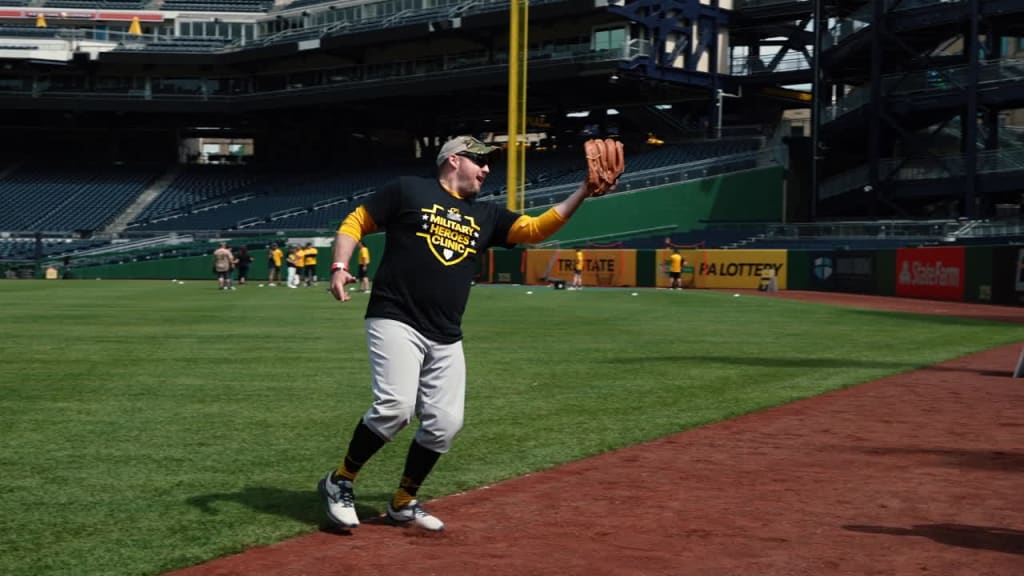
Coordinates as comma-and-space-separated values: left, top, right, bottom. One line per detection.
363, 176, 520, 343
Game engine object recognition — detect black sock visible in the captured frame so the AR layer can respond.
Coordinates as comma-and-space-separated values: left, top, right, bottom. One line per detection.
393, 441, 442, 504
335, 419, 387, 481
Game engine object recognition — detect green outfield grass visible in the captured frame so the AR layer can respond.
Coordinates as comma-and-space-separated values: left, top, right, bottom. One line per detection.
0, 280, 1020, 576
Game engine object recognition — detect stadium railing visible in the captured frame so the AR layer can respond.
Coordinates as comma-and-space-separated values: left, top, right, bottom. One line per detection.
820, 148, 1024, 200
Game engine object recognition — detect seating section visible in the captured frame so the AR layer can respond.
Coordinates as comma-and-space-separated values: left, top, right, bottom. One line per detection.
159, 0, 273, 13
739, 237, 931, 250
129, 168, 396, 231
0, 138, 764, 236
133, 166, 260, 224
0, 237, 120, 260
43, 0, 147, 9
0, 165, 159, 233
121, 38, 236, 53
628, 229, 767, 249
280, 0, 333, 9
482, 139, 760, 198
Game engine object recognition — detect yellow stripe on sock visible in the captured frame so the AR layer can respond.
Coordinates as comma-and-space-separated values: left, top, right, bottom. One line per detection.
334, 463, 357, 482
391, 487, 414, 509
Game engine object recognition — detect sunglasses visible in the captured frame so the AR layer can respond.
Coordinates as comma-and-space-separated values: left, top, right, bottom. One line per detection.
456, 152, 490, 168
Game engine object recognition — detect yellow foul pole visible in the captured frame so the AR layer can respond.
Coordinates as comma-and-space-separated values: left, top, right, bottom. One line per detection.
518, 1, 529, 214
507, 0, 528, 213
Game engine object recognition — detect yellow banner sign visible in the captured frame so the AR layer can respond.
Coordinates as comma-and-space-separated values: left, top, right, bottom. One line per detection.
691, 249, 788, 290
525, 249, 636, 287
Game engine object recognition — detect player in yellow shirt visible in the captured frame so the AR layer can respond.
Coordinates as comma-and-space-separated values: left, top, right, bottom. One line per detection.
571, 248, 584, 290
303, 242, 318, 287
268, 243, 283, 286
293, 246, 306, 288
286, 245, 301, 288
668, 249, 683, 290
357, 241, 371, 293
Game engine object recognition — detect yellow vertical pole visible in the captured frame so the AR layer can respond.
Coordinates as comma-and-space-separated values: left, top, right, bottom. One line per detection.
507, 0, 528, 213
517, 1, 529, 214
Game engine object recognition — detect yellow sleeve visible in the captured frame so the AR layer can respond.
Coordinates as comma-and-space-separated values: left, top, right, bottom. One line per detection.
506, 208, 566, 245
338, 205, 378, 241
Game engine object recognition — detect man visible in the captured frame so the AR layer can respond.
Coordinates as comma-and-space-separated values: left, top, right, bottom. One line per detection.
668, 249, 683, 290
212, 242, 234, 290
303, 242, 318, 287
268, 243, 283, 286
320, 135, 612, 532
293, 244, 306, 287
571, 247, 584, 290
285, 245, 300, 288
356, 241, 371, 293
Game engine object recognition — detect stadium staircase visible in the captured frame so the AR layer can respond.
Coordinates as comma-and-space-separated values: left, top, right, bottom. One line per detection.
102, 165, 181, 236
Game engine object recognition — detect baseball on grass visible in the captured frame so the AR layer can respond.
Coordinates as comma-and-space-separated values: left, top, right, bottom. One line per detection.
733, 293, 740, 297
631, 292, 638, 296
526, 291, 533, 295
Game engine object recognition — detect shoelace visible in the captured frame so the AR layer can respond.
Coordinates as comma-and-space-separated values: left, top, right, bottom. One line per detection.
332, 482, 355, 506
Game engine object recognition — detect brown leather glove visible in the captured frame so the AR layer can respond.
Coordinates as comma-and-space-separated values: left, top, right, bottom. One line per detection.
584, 138, 625, 197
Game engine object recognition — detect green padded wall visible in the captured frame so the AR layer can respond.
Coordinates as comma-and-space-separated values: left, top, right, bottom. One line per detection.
523, 166, 784, 243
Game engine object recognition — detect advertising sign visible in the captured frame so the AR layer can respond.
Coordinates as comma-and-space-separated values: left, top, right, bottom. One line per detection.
808, 252, 836, 291
692, 250, 788, 290
894, 246, 965, 301
525, 249, 636, 287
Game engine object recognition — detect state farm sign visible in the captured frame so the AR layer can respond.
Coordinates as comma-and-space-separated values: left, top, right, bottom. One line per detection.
895, 246, 965, 301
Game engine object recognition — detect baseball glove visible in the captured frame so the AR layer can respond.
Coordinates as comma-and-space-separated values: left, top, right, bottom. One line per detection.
584, 138, 625, 197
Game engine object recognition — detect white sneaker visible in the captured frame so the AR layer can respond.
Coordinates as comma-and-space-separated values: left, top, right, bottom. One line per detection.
318, 472, 359, 528
387, 500, 444, 531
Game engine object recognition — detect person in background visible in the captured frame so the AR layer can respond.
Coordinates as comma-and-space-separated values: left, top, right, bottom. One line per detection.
668, 249, 683, 290
357, 241, 371, 293
212, 242, 235, 290
235, 246, 253, 285
268, 243, 283, 286
294, 244, 306, 287
571, 247, 584, 290
286, 245, 300, 288
303, 242, 319, 287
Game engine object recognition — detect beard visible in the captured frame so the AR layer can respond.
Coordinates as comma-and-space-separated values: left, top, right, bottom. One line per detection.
458, 173, 481, 199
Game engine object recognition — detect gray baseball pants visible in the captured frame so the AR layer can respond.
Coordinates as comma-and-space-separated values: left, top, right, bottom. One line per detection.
361, 318, 466, 453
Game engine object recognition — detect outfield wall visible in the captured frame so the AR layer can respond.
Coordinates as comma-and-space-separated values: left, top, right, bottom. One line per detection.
782, 245, 1023, 306
64, 243, 1023, 306
485, 245, 1021, 306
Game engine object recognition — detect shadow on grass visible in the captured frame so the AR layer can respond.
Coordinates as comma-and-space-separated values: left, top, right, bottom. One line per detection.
603, 354, 1013, 376
843, 523, 1024, 555
845, 308, 1024, 326
186, 486, 388, 529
